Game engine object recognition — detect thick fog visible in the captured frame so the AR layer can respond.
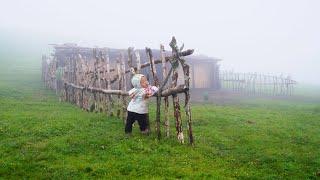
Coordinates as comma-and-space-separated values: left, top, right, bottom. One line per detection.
1, 0, 319, 85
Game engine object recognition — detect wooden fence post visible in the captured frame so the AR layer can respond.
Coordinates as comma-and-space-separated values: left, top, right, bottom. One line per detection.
146, 47, 161, 139
105, 48, 114, 116
120, 53, 127, 123
116, 58, 121, 118
135, 50, 141, 74
160, 44, 170, 137
169, 37, 184, 144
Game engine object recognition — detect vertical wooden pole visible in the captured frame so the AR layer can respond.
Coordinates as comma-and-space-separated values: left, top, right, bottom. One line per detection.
169, 37, 184, 143
100, 50, 106, 112
120, 53, 127, 123
172, 71, 184, 143
98, 51, 103, 112
146, 48, 159, 86
135, 50, 141, 74
184, 65, 194, 145
83, 58, 89, 111
127, 47, 134, 85
116, 58, 121, 118
92, 49, 97, 111
68, 58, 71, 102
160, 44, 170, 137
178, 58, 194, 145
75, 56, 79, 106
146, 47, 161, 139
105, 48, 114, 116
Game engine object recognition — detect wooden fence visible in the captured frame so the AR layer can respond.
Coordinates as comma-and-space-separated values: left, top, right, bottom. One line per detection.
219, 71, 297, 96
42, 37, 194, 144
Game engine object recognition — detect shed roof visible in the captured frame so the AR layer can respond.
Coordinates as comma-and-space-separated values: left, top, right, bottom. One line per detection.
51, 43, 221, 64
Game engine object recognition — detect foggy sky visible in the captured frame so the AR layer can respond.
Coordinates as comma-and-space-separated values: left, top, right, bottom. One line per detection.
1, 0, 319, 85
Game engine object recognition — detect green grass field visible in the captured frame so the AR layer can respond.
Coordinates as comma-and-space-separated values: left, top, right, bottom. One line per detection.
0, 55, 320, 179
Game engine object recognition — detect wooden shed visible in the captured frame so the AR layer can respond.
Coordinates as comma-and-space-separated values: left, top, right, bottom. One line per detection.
51, 44, 221, 91
185, 55, 221, 90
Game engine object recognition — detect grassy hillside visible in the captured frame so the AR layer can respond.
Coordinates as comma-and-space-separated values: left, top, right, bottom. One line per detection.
0, 54, 320, 179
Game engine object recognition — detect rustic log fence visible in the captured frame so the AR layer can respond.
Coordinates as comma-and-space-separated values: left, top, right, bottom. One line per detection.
219, 71, 297, 96
42, 37, 194, 144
